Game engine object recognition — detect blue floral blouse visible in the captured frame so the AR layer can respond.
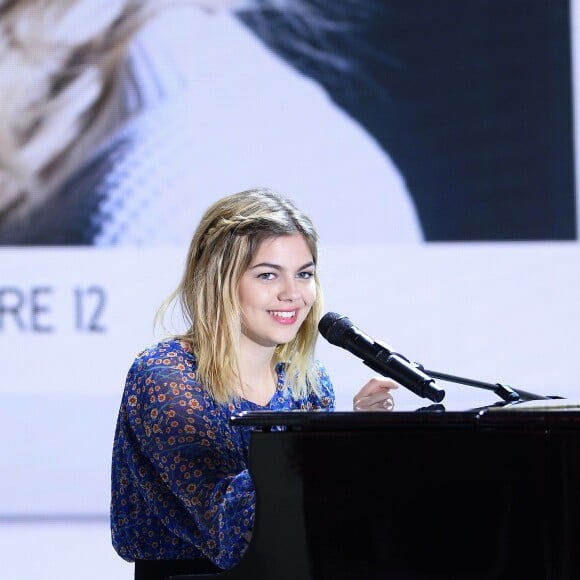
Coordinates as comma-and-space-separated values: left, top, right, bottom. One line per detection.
110, 339, 334, 570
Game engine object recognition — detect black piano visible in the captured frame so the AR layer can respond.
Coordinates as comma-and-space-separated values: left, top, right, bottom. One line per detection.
171, 403, 580, 579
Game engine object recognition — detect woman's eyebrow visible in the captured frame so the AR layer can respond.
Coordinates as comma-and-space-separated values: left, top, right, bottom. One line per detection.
249, 261, 315, 270
299, 261, 316, 270
249, 262, 281, 270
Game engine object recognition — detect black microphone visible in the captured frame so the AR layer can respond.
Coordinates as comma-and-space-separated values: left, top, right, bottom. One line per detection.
318, 312, 445, 403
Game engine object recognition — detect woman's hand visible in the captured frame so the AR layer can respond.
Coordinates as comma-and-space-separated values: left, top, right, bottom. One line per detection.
353, 377, 399, 411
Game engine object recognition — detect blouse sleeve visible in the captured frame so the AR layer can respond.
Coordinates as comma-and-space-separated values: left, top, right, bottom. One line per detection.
123, 347, 254, 569
307, 360, 335, 409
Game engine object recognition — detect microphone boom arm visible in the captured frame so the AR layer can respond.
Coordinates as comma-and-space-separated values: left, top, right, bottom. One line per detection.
416, 365, 554, 402
317, 312, 556, 406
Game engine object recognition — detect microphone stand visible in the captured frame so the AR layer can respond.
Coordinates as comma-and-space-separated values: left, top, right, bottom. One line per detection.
415, 364, 559, 403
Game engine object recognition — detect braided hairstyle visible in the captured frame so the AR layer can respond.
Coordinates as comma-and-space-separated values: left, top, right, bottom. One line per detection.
158, 187, 324, 403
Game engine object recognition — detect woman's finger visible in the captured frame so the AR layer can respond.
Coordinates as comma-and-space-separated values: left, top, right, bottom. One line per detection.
356, 377, 399, 398
354, 391, 395, 411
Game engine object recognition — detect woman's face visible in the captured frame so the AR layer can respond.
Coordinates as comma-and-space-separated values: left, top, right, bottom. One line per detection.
238, 234, 316, 349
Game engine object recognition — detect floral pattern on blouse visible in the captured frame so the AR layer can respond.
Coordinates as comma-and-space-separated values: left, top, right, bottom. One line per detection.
110, 339, 334, 569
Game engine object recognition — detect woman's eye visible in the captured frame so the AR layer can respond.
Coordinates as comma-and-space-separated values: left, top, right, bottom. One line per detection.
298, 271, 315, 279
257, 272, 275, 280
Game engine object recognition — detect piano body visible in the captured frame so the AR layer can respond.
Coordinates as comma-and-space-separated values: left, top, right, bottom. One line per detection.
171, 406, 580, 580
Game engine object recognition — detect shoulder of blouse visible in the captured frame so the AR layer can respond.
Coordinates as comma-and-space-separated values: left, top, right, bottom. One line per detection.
131, 338, 197, 369
124, 338, 204, 401
122, 339, 224, 429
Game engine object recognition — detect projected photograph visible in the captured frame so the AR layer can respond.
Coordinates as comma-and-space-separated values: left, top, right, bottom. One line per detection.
0, 0, 575, 245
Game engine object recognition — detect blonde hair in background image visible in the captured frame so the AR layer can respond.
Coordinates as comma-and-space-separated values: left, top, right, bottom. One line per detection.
0, 0, 253, 226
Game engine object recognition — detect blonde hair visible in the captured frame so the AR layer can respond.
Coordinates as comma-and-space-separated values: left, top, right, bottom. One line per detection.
0, 0, 166, 224
158, 187, 323, 403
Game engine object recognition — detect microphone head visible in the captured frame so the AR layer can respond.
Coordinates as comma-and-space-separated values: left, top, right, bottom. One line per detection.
318, 312, 353, 346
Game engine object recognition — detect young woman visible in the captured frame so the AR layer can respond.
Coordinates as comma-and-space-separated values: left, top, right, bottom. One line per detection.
110, 188, 397, 579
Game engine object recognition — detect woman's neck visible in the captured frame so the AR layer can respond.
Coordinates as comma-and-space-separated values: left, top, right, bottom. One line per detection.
238, 341, 277, 406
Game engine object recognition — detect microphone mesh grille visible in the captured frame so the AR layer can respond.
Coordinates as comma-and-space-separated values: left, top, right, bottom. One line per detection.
318, 312, 350, 346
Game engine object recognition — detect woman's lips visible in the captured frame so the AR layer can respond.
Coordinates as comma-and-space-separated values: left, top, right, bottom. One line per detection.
269, 310, 298, 324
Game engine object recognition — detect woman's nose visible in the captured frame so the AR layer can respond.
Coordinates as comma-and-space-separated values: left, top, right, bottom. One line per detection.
278, 277, 300, 302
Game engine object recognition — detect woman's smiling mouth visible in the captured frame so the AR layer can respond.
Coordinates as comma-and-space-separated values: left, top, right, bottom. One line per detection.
269, 310, 298, 324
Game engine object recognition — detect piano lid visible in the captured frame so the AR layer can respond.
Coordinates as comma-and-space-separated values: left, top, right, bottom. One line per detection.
230, 404, 580, 431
